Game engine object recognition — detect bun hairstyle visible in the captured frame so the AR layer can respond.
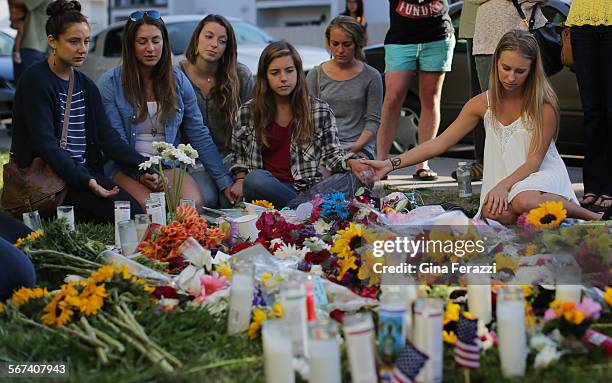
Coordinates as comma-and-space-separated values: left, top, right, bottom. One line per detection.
46, 0, 88, 38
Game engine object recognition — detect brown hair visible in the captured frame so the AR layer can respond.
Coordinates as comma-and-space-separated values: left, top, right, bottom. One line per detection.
253, 41, 312, 148
488, 29, 559, 153
184, 15, 240, 141
46, 0, 88, 39
324, 15, 366, 61
120, 15, 176, 124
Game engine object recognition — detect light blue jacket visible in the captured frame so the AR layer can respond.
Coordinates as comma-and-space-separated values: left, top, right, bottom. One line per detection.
98, 66, 233, 191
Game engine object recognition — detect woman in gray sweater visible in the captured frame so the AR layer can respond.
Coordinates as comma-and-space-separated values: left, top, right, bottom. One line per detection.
306, 16, 383, 162
179, 14, 254, 207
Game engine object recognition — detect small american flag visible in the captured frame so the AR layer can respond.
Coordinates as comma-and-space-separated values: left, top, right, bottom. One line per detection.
391, 341, 428, 383
454, 315, 481, 369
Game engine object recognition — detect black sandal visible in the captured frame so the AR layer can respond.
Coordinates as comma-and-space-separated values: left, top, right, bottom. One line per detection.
579, 192, 599, 208
591, 195, 612, 213
413, 168, 438, 181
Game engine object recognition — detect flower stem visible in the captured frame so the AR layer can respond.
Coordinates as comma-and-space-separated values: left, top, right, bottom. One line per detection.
29, 250, 103, 267
186, 356, 261, 374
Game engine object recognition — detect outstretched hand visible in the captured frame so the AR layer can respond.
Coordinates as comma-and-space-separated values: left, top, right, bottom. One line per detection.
359, 158, 394, 180
88, 179, 120, 198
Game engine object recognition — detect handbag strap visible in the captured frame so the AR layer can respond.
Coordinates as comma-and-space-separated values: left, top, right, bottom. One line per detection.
60, 68, 74, 150
511, 0, 537, 31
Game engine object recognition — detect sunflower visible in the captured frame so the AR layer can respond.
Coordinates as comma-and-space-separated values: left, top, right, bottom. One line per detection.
526, 201, 567, 229
358, 251, 383, 287
337, 254, 358, 281
76, 282, 108, 315
90, 265, 117, 283
14, 230, 44, 249
42, 284, 78, 326
331, 222, 363, 259
495, 253, 519, 272
11, 287, 49, 306
251, 200, 275, 210
443, 302, 460, 325
523, 244, 538, 257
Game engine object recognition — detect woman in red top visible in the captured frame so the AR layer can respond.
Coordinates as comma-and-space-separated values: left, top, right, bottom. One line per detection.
230, 41, 373, 208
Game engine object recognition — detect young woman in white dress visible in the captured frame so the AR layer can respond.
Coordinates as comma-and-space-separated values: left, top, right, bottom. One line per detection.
364, 30, 603, 224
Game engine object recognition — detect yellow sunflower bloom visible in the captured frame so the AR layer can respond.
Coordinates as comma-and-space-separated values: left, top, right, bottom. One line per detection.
523, 244, 538, 257
11, 287, 49, 306
604, 287, 612, 307
563, 309, 585, 325
247, 308, 268, 339
526, 201, 567, 229
337, 254, 358, 281
463, 311, 476, 320
443, 330, 457, 345
90, 265, 116, 283
14, 237, 25, 248
495, 253, 519, 272
331, 222, 363, 259
357, 251, 383, 287
251, 200, 275, 210
521, 285, 533, 298
42, 284, 78, 326
550, 300, 563, 316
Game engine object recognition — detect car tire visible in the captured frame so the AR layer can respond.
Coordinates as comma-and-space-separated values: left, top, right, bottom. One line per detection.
392, 105, 419, 154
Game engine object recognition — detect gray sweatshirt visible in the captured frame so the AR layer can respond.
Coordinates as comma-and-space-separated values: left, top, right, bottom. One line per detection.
306, 63, 383, 159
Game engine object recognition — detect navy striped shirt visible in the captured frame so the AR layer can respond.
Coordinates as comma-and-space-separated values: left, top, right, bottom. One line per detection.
57, 75, 87, 165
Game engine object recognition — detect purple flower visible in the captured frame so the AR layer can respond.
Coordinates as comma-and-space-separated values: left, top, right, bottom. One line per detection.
575, 297, 602, 319
544, 308, 558, 321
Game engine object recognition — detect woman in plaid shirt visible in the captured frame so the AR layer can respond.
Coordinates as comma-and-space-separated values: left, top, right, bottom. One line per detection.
229, 41, 374, 208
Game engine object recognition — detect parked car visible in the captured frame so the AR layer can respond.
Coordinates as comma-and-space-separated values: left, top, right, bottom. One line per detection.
80, 15, 330, 81
0, 29, 16, 129
364, 0, 583, 156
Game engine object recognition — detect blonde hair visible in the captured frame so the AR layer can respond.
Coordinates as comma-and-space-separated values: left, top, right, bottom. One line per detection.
324, 15, 366, 61
488, 30, 559, 153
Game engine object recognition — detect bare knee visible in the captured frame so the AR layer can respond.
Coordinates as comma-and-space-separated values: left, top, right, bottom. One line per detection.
511, 193, 535, 215
482, 201, 518, 225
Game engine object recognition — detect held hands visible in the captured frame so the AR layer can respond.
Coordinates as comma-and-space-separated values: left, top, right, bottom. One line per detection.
484, 183, 510, 214
139, 173, 163, 191
88, 179, 120, 198
347, 160, 377, 185
226, 180, 244, 205
359, 158, 394, 180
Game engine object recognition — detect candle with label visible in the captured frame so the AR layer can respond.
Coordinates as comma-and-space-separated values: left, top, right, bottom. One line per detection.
281, 278, 308, 357
150, 192, 167, 224
145, 198, 165, 226
343, 313, 378, 383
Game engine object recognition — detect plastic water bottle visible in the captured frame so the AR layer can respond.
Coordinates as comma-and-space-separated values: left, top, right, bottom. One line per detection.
457, 162, 472, 198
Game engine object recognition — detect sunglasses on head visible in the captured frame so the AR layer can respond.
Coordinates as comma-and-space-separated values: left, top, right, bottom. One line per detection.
129, 10, 161, 22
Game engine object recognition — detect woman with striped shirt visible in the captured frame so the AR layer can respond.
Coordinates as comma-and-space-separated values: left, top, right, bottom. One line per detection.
9, 0, 160, 222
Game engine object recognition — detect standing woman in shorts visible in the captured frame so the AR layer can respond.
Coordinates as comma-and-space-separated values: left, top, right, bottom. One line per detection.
375, 0, 455, 181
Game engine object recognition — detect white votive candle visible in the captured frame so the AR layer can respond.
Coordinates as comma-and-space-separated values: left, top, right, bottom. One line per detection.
114, 201, 131, 249
227, 264, 254, 335
497, 287, 527, 377
413, 298, 443, 383
344, 312, 378, 383
467, 273, 492, 324
263, 319, 295, 383
308, 321, 341, 383
281, 278, 308, 357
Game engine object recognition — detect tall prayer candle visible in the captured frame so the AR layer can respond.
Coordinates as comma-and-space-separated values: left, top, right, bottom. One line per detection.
114, 201, 131, 249
227, 262, 254, 334
344, 313, 378, 383
497, 287, 527, 377
262, 320, 295, 383
281, 278, 308, 357
413, 298, 443, 383
467, 272, 492, 324
308, 321, 341, 383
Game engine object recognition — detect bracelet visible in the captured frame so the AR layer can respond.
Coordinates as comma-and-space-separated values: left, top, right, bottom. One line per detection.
234, 177, 244, 181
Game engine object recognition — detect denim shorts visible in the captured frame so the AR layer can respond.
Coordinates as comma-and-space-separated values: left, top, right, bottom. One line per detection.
385, 34, 456, 72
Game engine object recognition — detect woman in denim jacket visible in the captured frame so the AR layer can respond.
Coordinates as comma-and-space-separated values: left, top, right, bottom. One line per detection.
99, 10, 236, 210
